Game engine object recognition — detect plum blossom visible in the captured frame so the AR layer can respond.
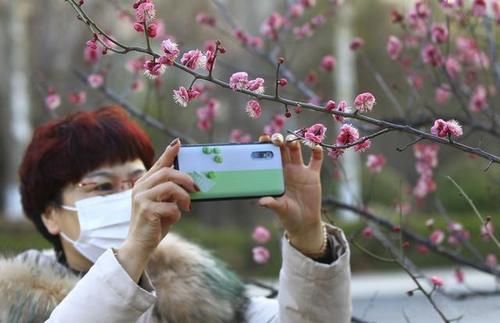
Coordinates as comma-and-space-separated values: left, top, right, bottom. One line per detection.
87, 73, 104, 88
230, 129, 252, 143
469, 85, 488, 112
252, 226, 271, 244
143, 59, 166, 79
246, 78, 265, 94
260, 12, 285, 40
181, 49, 207, 70
196, 12, 216, 26
361, 227, 374, 238
135, 1, 155, 24
245, 100, 262, 119
354, 92, 376, 112
337, 124, 359, 146
196, 98, 219, 131
387, 36, 403, 60
481, 221, 494, 240
366, 154, 386, 173
431, 23, 448, 44
173, 86, 200, 107
320, 55, 336, 72
472, 0, 487, 17
354, 139, 371, 152
252, 246, 270, 264
431, 275, 444, 288
445, 57, 462, 79
68, 91, 87, 105
84, 38, 101, 64
435, 84, 451, 105
430, 229, 445, 245
327, 148, 344, 160
333, 100, 347, 122
422, 44, 443, 66
229, 72, 249, 91
431, 119, 463, 138
301, 0, 316, 8
45, 93, 61, 111
304, 123, 327, 146
350, 37, 364, 51
160, 39, 180, 65
289, 3, 304, 18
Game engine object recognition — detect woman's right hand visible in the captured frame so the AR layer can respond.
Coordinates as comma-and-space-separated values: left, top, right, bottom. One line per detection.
117, 138, 198, 282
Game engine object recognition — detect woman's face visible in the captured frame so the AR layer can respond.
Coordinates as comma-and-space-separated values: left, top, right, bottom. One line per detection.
42, 158, 147, 270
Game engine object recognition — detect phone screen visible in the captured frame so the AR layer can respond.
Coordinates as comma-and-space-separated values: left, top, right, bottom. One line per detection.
174, 143, 285, 201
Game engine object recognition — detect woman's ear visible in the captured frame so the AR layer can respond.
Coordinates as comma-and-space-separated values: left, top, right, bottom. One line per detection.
41, 205, 61, 235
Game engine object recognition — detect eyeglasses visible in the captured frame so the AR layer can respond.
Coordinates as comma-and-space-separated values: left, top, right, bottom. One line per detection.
77, 177, 141, 196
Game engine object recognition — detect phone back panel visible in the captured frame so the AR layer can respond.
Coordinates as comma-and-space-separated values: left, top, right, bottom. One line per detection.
175, 143, 285, 201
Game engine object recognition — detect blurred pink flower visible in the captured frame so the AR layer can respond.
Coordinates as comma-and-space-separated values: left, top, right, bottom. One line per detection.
173, 86, 200, 107
387, 36, 403, 60
252, 226, 271, 244
245, 100, 262, 119
430, 229, 445, 245
486, 253, 497, 268
247, 78, 265, 94
431, 23, 448, 44
445, 57, 462, 79
252, 246, 271, 264
481, 221, 494, 240
304, 123, 327, 146
87, 73, 104, 88
350, 37, 365, 51
422, 44, 443, 67
229, 72, 249, 91
68, 91, 87, 105
135, 2, 155, 23
328, 148, 344, 160
260, 12, 285, 40
435, 85, 451, 105
430, 275, 444, 288
366, 154, 386, 173
195, 12, 216, 26
469, 85, 488, 112
361, 227, 373, 238
160, 39, 180, 65
289, 3, 304, 18
472, 0, 487, 17
320, 55, 336, 72
354, 92, 376, 113
45, 93, 61, 111
354, 139, 371, 152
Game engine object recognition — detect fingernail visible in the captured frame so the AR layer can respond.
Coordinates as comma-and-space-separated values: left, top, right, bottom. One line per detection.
170, 138, 180, 147
194, 183, 201, 192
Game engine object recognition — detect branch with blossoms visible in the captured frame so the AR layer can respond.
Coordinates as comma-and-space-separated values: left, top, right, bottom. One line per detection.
64, 0, 500, 167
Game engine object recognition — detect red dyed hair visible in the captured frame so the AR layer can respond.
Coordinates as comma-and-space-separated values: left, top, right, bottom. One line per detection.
19, 106, 155, 253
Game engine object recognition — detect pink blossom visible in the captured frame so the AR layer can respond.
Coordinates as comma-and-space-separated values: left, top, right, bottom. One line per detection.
336, 124, 359, 146
422, 44, 443, 66
301, 0, 316, 8
431, 275, 444, 288
325, 100, 336, 112
354, 92, 376, 112
320, 55, 336, 72
431, 23, 448, 44
87, 73, 104, 88
431, 119, 463, 138
354, 139, 371, 152
469, 85, 488, 112
289, 3, 304, 18
430, 229, 445, 245
481, 221, 494, 240
334, 100, 347, 122
68, 91, 87, 105
327, 148, 344, 160
181, 49, 207, 70
147, 22, 159, 37
173, 86, 200, 107
249, 36, 264, 49
252, 226, 271, 244
195, 12, 216, 26
260, 12, 285, 40
350, 37, 365, 51
361, 227, 373, 238
485, 253, 497, 268
229, 72, 249, 91
304, 123, 327, 146
245, 100, 262, 119
387, 36, 403, 60
247, 78, 265, 94
126, 57, 147, 73
233, 29, 250, 45
310, 15, 326, 28
435, 84, 451, 105
143, 59, 166, 79
366, 154, 386, 173
133, 22, 145, 32
84, 38, 101, 64
45, 93, 61, 111
135, 2, 155, 23
252, 246, 270, 264
160, 39, 180, 65
417, 245, 430, 254
293, 24, 313, 39
472, 0, 487, 17
229, 129, 252, 143
454, 268, 465, 283
278, 78, 288, 87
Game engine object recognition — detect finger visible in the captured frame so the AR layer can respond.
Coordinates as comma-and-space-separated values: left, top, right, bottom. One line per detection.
148, 201, 182, 227
141, 181, 191, 212
308, 144, 324, 172
271, 133, 290, 164
147, 138, 181, 175
134, 166, 198, 193
258, 196, 287, 216
258, 134, 271, 143
285, 134, 303, 165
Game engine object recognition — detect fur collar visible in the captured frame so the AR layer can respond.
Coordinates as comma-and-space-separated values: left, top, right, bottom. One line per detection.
0, 233, 249, 323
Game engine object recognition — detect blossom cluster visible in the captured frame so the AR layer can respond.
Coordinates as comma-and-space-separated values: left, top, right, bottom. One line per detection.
251, 226, 272, 264
413, 144, 439, 199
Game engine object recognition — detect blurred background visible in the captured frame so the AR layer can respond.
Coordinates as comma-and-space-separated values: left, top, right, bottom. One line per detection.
0, 0, 499, 281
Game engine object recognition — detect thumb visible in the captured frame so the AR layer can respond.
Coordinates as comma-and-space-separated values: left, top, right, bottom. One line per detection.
259, 196, 287, 215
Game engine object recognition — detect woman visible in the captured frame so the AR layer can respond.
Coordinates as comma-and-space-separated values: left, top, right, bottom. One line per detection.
0, 106, 351, 323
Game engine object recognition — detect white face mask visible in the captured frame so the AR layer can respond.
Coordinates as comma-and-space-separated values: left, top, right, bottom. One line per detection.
60, 189, 132, 263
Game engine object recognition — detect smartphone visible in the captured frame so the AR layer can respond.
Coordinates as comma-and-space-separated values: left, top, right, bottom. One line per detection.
174, 142, 285, 201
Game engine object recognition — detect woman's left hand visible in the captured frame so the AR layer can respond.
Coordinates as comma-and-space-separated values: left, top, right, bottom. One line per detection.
259, 133, 325, 255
